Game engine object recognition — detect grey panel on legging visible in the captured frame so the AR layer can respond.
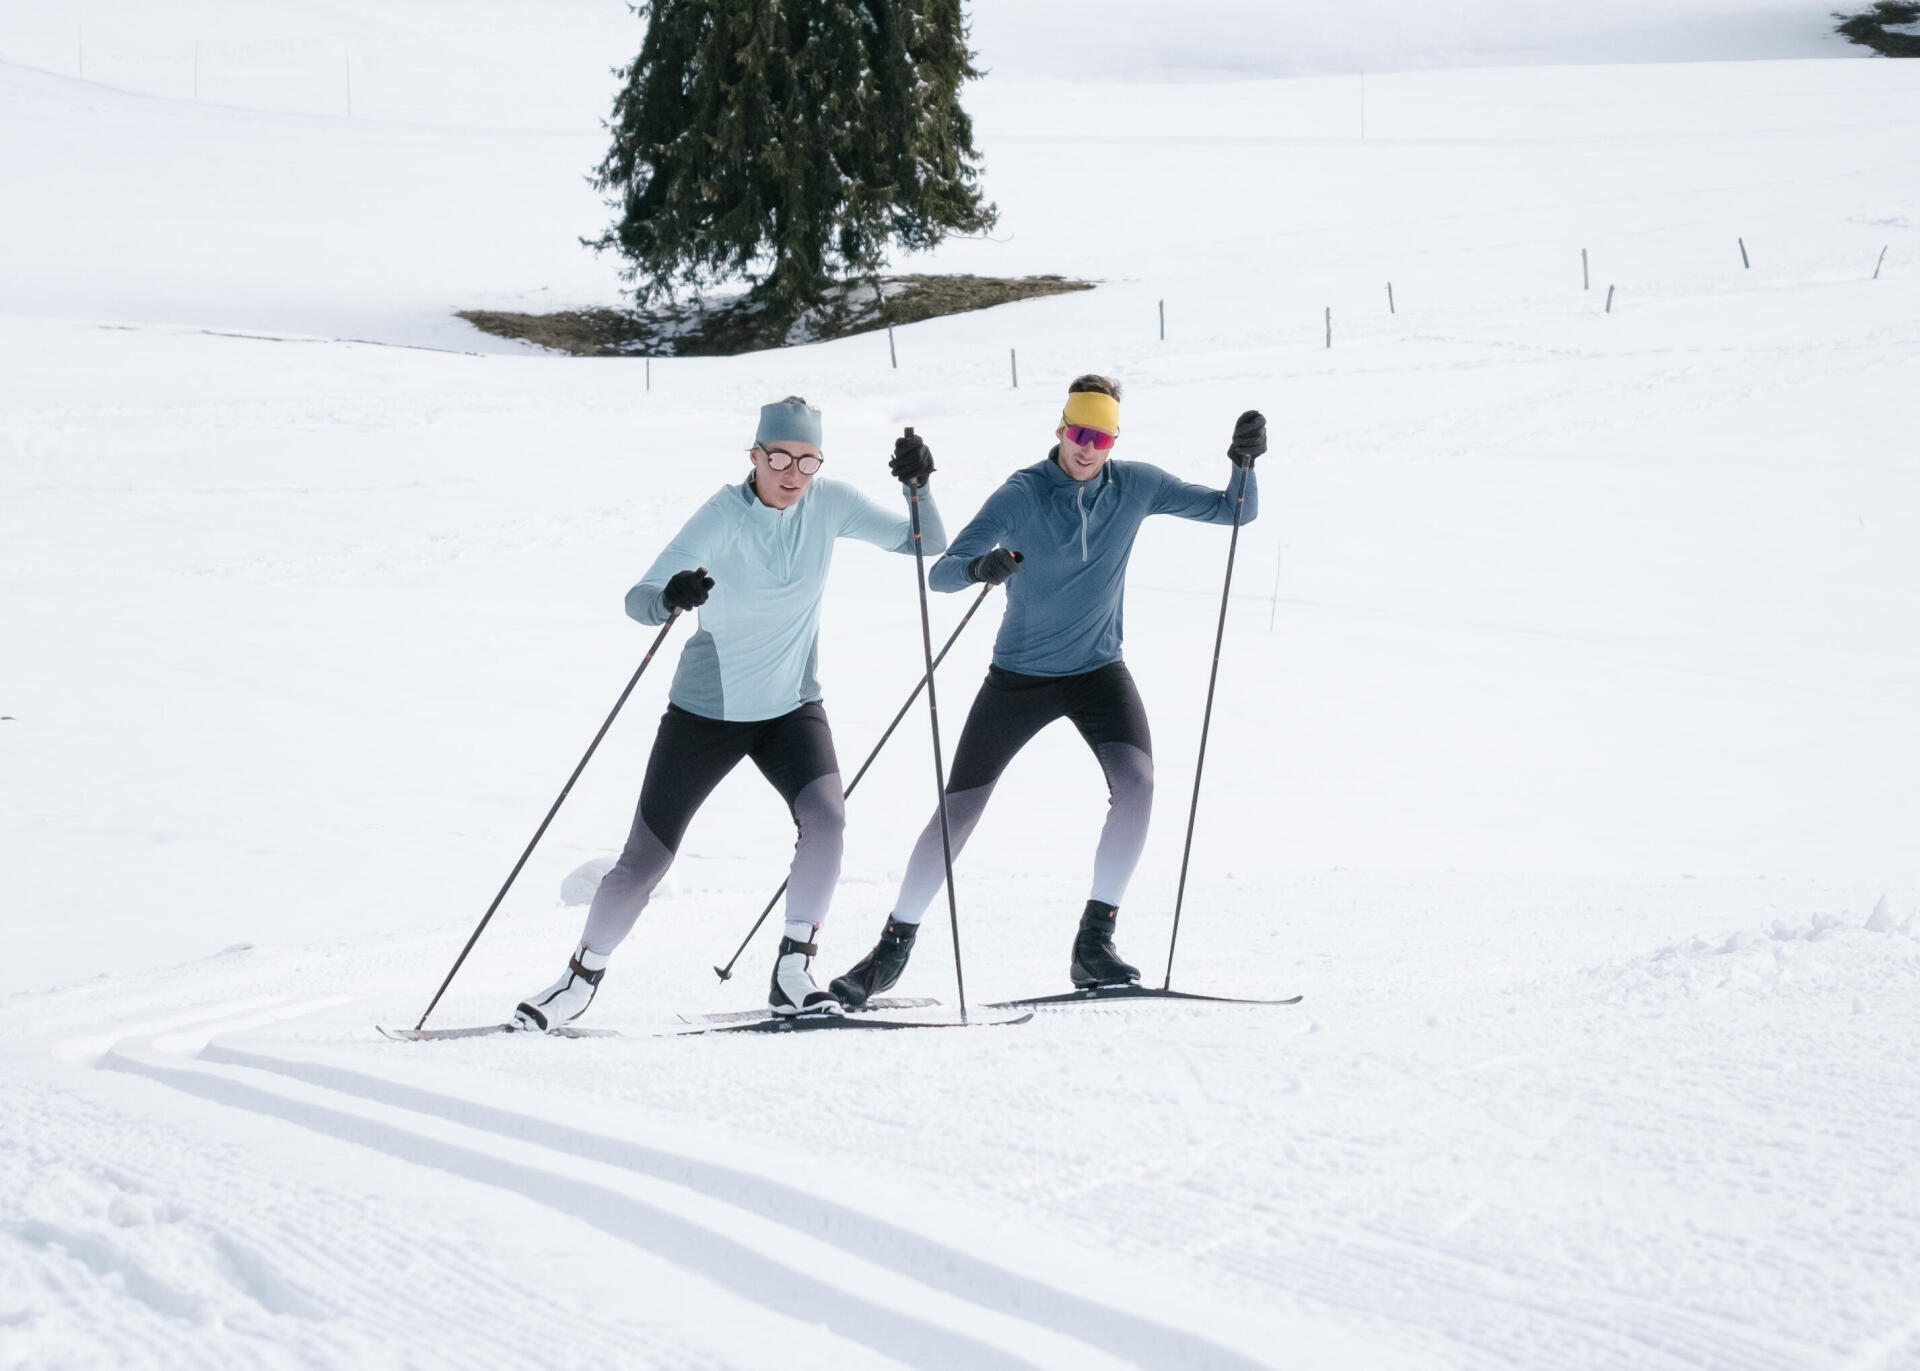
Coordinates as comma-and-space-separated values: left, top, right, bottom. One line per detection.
1088, 741, 1153, 907
782, 773, 847, 929
888, 661, 1155, 926
888, 784, 996, 926
578, 701, 840, 956
582, 819, 675, 956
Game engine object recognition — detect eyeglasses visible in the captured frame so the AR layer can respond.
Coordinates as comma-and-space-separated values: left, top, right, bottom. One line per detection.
756, 445, 824, 474
1063, 425, 1116, 451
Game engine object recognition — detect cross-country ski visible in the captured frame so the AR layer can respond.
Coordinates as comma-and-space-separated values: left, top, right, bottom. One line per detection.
677, 996, 939, 1025
984, 986, 1304, 1010
377, 1023, 624, 1042
9, 4, 1918, 1368
676, 1009, 1033, 1036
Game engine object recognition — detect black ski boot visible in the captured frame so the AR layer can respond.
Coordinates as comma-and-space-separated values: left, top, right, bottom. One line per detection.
1070, 900, 1140, 989
769, 932, 842, 1016
829, 918, 919, 1008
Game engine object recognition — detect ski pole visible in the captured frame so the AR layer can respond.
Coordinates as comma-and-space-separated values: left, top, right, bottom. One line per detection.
1162, 461, 1253, 989
413, 611, 682, 1029
904, 428, 970, 1021
712, 581, 996, 980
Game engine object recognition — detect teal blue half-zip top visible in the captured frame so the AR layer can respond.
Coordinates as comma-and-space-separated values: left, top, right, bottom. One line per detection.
929, 449, 1255, 677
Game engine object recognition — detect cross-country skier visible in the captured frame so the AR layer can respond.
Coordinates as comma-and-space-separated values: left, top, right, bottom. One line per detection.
831, 376, 1264, 1004
514, 398, 945, 1029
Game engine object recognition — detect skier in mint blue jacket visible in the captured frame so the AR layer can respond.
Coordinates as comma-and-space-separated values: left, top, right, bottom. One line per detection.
832, 375, 1264, 1004
515, 397, 946, 1029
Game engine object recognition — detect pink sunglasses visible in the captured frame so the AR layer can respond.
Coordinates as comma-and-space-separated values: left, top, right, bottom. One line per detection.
1063, 425, 1116, 451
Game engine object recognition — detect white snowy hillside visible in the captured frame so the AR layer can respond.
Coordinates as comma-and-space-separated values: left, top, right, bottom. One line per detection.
3, 0, 1919, 1367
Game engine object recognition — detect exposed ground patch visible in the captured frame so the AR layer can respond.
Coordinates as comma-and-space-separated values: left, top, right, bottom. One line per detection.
457, 274, 1092, 357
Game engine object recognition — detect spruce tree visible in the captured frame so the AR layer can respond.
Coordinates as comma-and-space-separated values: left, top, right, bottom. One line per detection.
1833, 2, 1920, 55
590, 1, 997, 326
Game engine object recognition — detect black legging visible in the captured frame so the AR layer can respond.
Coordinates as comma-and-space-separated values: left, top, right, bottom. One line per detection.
582, 702, 843, 954
889, 661, 1153, 923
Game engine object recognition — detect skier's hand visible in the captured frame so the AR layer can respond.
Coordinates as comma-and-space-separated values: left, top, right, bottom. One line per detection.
663, 567, 713, 613
965, 548, 1022, 586
890, 431, 935, 487
1227, 410, 1267, 469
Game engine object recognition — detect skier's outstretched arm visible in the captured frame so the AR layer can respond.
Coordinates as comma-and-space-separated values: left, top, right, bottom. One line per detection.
832, 481, 947, 554
624, 498, 726, 624
827, 428, 951, 556
1149, 410, 1266, 526
928, 483, 1023, 592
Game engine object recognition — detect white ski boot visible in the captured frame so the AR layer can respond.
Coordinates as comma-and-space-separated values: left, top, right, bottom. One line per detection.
514, 945, 608, 1031
769, 929, 842, 1017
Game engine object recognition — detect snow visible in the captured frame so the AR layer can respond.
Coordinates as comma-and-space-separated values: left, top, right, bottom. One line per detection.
4, 2, 1920, 1368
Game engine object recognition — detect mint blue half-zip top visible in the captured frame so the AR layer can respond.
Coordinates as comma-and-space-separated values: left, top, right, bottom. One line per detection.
928, 450, 1255, 677
626, 477, 946, 721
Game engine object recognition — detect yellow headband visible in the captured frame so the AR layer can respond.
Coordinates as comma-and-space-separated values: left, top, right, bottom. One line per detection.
1061, 390, 1120, 436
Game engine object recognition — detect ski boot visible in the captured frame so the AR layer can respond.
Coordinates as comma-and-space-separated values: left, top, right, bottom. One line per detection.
829, 918, 919, 1008
1070, 900, 1140, 989
514, 945, 608, 1031
770, 928, 843, 1016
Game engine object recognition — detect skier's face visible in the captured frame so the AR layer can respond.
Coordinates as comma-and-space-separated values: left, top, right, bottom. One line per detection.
748, 442, 822, 510
1055, 424, 1115, 481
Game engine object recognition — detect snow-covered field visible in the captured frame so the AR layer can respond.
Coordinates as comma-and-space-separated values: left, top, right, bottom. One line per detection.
4, 2, 1919, 1367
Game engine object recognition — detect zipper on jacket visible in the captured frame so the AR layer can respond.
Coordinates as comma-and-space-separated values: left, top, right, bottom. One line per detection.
1076, 484, 1089, 563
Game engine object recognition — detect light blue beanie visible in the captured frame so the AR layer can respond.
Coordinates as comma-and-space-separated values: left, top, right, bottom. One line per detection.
756, 396, 823, 447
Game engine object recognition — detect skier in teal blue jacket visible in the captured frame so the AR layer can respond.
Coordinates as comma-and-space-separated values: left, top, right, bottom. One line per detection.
832, 374, 1265, 1004
515, 397, 946, 1029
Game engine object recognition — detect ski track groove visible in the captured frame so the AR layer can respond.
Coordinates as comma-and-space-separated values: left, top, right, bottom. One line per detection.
172, 1036, 1267, 1367
93, 1052, 1067, 1371
2, 1072, 705, 1370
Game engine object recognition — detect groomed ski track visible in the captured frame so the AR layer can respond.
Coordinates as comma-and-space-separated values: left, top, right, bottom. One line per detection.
39, 991, 1305, 1371
10, 904, 1918, 1369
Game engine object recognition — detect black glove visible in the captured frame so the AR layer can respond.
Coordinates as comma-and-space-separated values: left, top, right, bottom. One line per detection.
1227, 410, 1267, 468
890, 432, 935, 487
965, 549, 1022, 586
663, 567, 713, 613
